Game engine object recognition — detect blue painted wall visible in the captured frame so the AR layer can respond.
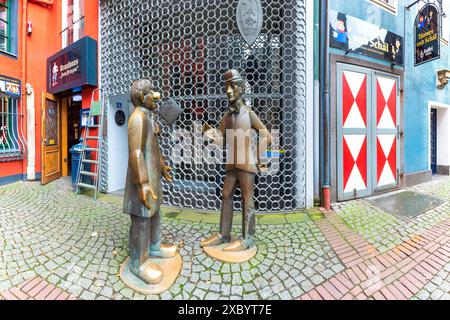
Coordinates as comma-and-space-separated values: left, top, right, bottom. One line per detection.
330, 0, 450, 175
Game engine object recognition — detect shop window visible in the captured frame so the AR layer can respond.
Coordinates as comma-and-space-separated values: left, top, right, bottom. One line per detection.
368, 0, 398, 15
61, 0, 85, 48
0, 96, 26, 161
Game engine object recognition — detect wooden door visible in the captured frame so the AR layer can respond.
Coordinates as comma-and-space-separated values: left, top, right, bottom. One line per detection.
41, 93, 61, 185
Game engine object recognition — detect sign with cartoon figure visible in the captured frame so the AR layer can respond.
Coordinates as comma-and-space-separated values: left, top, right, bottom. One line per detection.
415, 4, 440, 66
47, 36, 97, 94
329, 10, 404, 66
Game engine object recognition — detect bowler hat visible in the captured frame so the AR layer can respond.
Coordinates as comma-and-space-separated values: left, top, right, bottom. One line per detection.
224, 69, 243, 82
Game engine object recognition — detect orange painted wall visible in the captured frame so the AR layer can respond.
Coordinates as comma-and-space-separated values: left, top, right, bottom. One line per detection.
81, 0, 98, 151
0, 0, 99, 181
0, 0, 23, 178
0, 0, 21, 78
27, 0, 62, 177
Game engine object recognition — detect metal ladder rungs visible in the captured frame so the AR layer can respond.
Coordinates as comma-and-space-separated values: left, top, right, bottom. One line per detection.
80, 171, 97, 177
77, 182, 97, 190
82, 159, 99, 165
75, 89, 104, 201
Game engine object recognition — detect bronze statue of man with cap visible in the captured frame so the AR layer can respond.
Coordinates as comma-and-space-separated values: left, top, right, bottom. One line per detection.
201, 69, 272, 253
122, 79, 177, 285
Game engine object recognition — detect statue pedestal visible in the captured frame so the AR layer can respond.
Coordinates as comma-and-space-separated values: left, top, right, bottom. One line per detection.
202, 243, 257, 263
119, 254, 182, 295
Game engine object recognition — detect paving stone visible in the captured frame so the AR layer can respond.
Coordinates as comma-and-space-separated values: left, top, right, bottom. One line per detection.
80, 290, 97, 300
0, 179, 345, 300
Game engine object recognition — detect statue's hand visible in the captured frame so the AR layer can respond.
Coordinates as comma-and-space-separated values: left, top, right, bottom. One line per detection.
162, 165, 173, 182
204, 128, 222, 143
138, 183, 158, 209
257, 163, 269, 174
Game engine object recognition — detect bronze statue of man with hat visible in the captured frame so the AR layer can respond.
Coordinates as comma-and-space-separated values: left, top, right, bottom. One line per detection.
201, 69, 272, 255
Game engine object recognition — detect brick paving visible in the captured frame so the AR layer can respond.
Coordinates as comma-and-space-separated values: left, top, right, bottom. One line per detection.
1, 177, 450, 300
0, 277, 77, 300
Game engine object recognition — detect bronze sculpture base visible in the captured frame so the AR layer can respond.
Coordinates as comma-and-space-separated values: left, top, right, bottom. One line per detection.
202, 243, 257, 263
119, 254, 182, 295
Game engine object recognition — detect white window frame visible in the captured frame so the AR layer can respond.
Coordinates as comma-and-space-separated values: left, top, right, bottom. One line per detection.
61, 0, 84, 48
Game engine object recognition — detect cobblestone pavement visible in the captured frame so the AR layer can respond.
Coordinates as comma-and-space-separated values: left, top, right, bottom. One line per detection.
298, 176, 450, 300
332, 176, 450, 253
0, 179, 342, 300
2, 177, 450, 300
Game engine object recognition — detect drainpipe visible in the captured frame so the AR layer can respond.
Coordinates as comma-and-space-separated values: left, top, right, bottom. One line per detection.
21, 0, 28, 180
26, 84, 35, 180
313, 0, 320, 203
320, 0, 331, 210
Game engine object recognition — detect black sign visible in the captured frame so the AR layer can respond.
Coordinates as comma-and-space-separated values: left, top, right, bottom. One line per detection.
0, 75, 21, 98
47, 36, 98, 94
415, 4, 440, 66
330, 10, 404, 66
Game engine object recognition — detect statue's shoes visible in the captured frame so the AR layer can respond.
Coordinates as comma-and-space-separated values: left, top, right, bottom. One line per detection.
150, 244, 178, 258
223, 239, 255, 252
200, 233, 229, 247
138, 260, 163, 285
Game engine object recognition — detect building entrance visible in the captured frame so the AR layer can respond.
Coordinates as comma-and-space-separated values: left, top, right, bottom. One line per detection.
60, 94, 82, 178
430, 108, 437, 175
336, 64, 400, 201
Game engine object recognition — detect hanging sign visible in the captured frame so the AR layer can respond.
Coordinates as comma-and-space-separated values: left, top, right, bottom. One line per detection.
0, 75, 21, 98
329, 10, 404, 66
237, 0, 263, 45
415, 4, 440, 66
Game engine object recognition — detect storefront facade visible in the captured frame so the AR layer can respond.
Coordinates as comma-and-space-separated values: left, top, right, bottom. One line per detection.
99, 0, 315, 212
326, 0, 450, 203
0, 0, 99, 187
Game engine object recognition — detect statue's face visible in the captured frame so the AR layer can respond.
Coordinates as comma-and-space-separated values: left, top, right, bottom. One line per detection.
226, 81, 243, 109
142, 89, 161, 110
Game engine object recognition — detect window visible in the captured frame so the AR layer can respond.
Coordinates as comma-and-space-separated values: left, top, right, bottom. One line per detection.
368, 0, 398, 15
0, 0, 10, 52
0, 95, 26, 161
61, 0, 85, 48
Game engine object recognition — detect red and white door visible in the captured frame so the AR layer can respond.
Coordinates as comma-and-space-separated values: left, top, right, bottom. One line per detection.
337, 64, 400, 201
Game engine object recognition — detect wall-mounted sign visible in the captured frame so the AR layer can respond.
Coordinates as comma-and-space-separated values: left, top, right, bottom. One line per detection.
47, 36, 98, 94
0, 75, 21, 98
236, 0, 263, 45
415, 4, 440, 66
330, 10, 404, 66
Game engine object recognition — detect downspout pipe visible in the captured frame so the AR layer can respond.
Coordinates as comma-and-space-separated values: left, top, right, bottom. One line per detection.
320, 0, 331, 210
21, 0, 28, 180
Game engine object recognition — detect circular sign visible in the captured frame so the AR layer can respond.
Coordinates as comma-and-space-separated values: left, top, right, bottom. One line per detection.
115, 110, 126, 126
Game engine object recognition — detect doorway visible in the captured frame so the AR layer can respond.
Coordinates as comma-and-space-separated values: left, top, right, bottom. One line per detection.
430, 108, 437, 175
41, 93, 61, 185
336, 63, 400, 201
61, 94, 82, 178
